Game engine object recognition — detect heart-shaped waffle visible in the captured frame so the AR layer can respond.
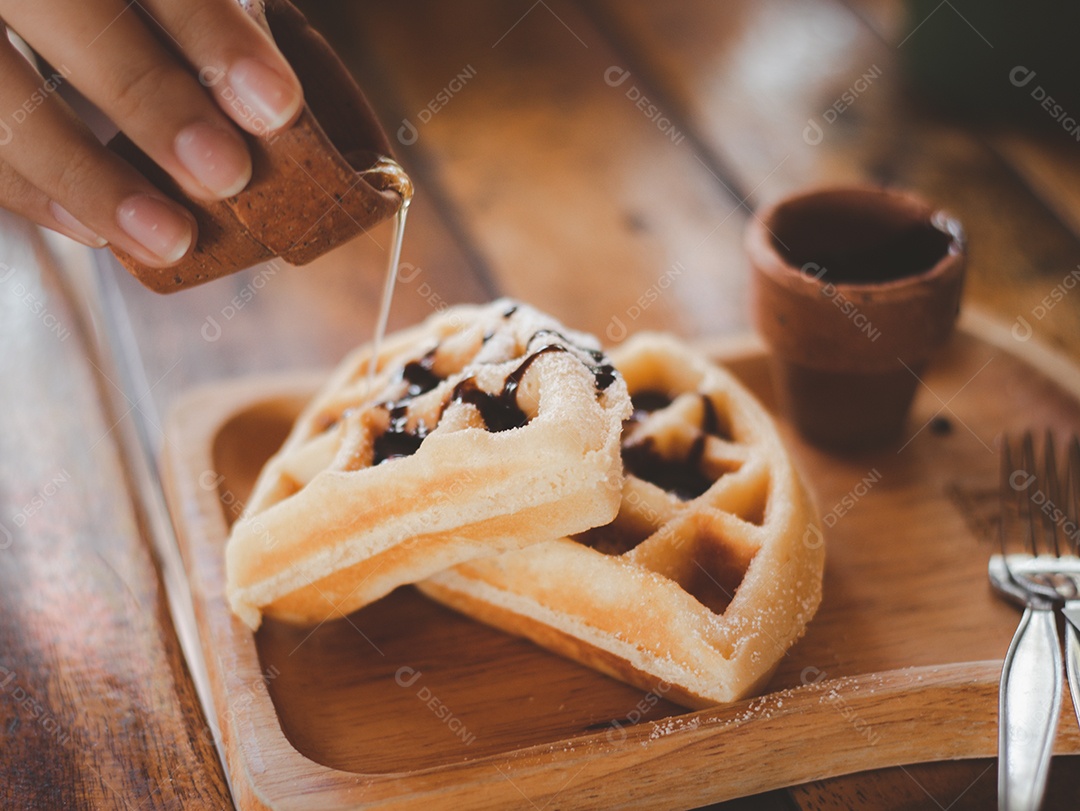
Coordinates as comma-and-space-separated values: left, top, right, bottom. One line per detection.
227, 300, 631, 629
420, 333, 823, 707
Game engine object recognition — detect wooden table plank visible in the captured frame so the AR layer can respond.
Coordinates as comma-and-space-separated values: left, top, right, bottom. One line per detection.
585, 0, 1080, 358
846, 0, 1080, 244
991, 134, 1080, 243
792, 755, 1080, 811
325, 0, 751, 343
584, 0, 897, 200
0, 214, 230, 809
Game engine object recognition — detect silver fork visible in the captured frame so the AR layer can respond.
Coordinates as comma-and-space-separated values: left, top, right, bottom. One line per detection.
989, 432, 1065, 811
1006, 434, 1080, 730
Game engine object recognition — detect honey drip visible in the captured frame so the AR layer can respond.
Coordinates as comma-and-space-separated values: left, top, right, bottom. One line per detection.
362, 157, 415, 391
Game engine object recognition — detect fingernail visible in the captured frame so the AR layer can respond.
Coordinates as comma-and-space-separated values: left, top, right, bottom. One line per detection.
175, 121, 252, 198
227, 58, 302, 133
116, 195, 193, 264
49, 201, 107, 248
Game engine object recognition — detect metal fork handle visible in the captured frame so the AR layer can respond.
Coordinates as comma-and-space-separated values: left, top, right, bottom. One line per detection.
999, 605, 1063, 811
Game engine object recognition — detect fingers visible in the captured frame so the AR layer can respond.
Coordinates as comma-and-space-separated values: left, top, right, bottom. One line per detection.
141, 0, 304, 137
0, 157, 106, 248
0, 37, 195, 266
0, 0, 307, 267
3, 0, 254, 202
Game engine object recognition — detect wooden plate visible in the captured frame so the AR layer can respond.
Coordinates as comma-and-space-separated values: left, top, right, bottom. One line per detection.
162, 311, 1080, 810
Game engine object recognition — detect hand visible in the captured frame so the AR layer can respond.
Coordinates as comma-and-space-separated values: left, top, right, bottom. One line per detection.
0, 0, 303, 266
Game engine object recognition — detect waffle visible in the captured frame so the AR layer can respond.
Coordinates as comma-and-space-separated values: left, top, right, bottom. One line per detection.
420, 334, 823, 708
226, 300, 632, 629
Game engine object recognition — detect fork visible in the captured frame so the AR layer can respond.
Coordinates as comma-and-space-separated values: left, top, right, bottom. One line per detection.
1006, 434, 1080, 734
990, 432, 1066, 811
1046, 436, 1080, 734
1006, 433, 1080, 731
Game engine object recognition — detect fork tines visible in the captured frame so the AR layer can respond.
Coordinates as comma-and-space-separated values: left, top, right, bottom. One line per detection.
1000, 432, 1080, 602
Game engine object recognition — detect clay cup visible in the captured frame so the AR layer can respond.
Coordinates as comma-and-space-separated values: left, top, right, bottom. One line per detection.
747, 186, 966, 451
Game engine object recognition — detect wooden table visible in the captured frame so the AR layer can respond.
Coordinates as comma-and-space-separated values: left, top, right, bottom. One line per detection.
2, 1, 1080, 808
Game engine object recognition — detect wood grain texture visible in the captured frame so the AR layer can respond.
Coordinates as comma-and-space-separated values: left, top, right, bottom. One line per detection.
326, 0, 751, 342
584, 0, 1080, 360
789, 755, 1080, 811
161, 315, 1080, 809
0, 215, 230, 808
991, 134, 1080, 242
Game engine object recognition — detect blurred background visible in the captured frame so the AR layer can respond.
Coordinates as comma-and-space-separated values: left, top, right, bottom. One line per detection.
75, 0, 1080, 428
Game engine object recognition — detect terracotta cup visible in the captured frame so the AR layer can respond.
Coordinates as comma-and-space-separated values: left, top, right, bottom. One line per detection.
108, 0, 406, 293
747, 186, 966, 451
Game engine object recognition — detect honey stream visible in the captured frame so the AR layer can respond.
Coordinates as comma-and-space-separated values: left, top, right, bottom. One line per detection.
360, 158, 414, 390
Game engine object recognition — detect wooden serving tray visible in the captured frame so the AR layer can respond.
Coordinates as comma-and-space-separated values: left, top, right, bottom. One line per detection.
162, 311, 1080, 810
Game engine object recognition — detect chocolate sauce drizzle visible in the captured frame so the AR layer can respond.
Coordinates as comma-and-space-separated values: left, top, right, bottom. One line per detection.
531, 329, 617, 391
447, 344, 564, 433
628, 389, 672, 424
621, 393, 728, 500
700, 395, 734, 441
366, 319, 620, 465
623, 436, 713, 501
372, 404, 428, 464
400, 347, 441, 397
